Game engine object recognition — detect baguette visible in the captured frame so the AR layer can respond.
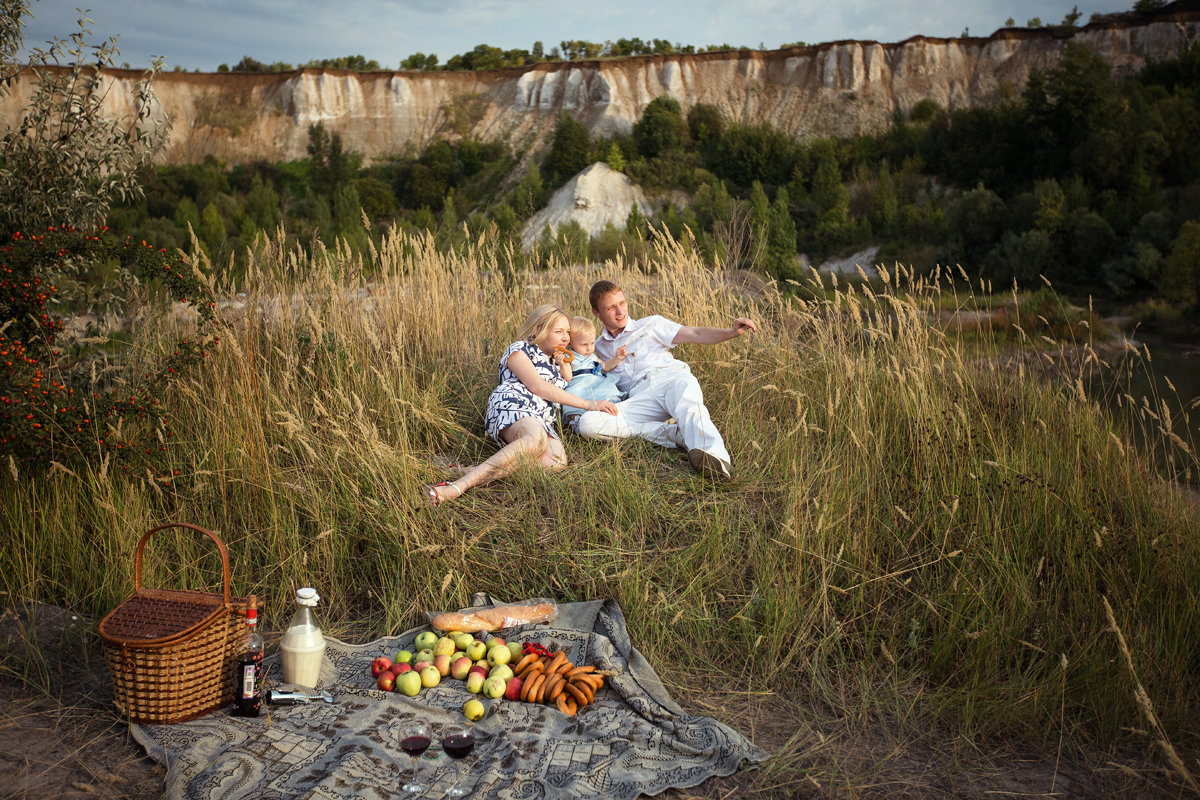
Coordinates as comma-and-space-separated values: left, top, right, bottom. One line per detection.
430, 602, 555, 633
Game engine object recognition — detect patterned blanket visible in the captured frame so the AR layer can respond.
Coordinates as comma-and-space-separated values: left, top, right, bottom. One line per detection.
132, 595, 766, 799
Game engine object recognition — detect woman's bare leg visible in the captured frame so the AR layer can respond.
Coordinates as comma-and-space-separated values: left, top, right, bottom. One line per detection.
539, 436, 567, 471
428, 418, 548, 502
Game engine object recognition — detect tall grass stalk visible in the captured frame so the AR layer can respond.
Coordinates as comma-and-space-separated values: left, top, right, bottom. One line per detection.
2, 228, 1197, 763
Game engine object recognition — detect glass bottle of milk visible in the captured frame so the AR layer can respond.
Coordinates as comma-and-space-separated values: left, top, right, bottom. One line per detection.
280, 587, 326, 688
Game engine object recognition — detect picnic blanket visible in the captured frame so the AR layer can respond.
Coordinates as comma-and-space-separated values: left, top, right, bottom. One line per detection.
132, 594, 767, 799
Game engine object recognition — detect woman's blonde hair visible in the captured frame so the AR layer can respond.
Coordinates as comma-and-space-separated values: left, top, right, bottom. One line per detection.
517, 304, 570, 347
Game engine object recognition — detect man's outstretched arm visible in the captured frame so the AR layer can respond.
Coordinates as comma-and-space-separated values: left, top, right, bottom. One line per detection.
672, 318, 758, 345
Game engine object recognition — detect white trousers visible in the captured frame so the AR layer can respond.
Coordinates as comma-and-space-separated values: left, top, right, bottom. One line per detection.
574, 364, 730, 463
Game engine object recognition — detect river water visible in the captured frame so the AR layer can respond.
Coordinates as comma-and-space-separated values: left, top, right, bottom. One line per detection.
1088, 336, 1199, 481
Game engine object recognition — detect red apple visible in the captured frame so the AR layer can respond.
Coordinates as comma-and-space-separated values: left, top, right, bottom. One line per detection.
371, 656, 393, 677
504, 676, 524, 701
394, 662, 413, 674
450, 656, 473, 681
377, 670, 396, 691
433, 653, 452, 677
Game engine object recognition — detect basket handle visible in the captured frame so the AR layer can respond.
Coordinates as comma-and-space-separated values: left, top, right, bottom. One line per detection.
133, 523, 232, 604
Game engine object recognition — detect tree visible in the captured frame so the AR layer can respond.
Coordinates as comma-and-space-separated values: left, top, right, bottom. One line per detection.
625, 203, 647, 238
1160, 219, 1200, 307
1062, 5, 1082, 26
0, 2, 214, 471
1, 10, 168, 234
605, 142, 626, 172
546, 112, 591, 184
687, 103, 725, 146
811, 145, 849, 226
765, 186, 799, 280
633, 96, 690, 159
749, 181, 770, 269
307, 122, 350, 197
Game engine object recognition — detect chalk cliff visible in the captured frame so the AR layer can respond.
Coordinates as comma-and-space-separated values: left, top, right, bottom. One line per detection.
2, 8, 1197, 165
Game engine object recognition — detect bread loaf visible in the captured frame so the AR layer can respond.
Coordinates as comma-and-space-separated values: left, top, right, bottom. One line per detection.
430, 602, 555, 633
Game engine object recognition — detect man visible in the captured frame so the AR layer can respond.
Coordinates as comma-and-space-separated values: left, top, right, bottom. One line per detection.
575, 280, 758, 480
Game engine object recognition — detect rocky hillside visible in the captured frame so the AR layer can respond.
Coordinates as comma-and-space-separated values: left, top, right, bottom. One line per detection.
4, 7, 1198, 165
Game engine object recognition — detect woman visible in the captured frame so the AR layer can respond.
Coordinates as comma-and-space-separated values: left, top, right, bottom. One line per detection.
424, 304, 618, 504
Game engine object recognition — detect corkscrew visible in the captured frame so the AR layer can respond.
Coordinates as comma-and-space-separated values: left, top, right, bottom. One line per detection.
266, 689, 334, 705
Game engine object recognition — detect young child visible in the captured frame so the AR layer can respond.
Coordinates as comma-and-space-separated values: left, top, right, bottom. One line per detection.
559, 316, 628, 431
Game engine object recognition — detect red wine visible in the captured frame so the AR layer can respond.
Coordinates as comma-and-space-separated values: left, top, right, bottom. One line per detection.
400, 735, 431, 756
442, 733, 475, 760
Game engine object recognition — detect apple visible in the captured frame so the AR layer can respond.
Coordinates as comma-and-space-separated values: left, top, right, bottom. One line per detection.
488, 663, 513, 682
504, 676, 524, 701
377, 670, 397, 692
463, 698, 485, 721
433, 636, 458, 656
413, 659, 433, 675
451, 656, 473, 681
486, 636, 506, 649
396, 670, 422, 696
507, 641, 523, 662
420, 666, 441, 688
415, 649, 435, 663
453, 633, 474, 651
465, 640, 487, 661
394, 662, 413, 674
483, 676, 506, 699
487, 645, 511, 667
414, 631, 438, 651
371, 656, 393, 678
393, 650, 413, 665
465, 671, 485, 694
433, 653, 452, 677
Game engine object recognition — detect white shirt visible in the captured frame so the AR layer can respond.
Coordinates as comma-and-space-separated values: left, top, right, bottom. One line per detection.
595, 315, 683, 392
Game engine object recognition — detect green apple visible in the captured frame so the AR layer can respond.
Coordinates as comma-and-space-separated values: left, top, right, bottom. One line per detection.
453, 633, 474, 651
450, 656, 472, 681
446, 629, 465, 639
414, 631, 438, 651
487, 644, 511, 667
393, 650, 413, 665
485, 635, 506, 649
396, 670, 422, 696
483, 675, 506, 699
488, 663, 513, 681
465, 639, 487, 661
463, 698, 485, 721
465, 671, 485, 694
415, 649, 435, 664
434, 636, 458, 656
420, 666, 441, 688
507, 641, 523, 662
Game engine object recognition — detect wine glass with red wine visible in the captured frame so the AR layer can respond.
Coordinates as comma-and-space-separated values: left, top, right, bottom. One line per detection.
399, 719, 432, 794
441, 722, 476, 797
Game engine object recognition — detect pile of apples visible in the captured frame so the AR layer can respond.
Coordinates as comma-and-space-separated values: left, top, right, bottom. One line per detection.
368, 629, 525, 720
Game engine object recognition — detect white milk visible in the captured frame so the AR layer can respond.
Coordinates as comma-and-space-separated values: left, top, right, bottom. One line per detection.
280, 623, 326, 687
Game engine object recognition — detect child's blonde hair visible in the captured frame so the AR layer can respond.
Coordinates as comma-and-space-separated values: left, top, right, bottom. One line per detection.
569, 316, 596, 339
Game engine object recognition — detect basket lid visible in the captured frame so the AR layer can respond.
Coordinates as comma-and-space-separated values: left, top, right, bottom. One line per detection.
98, 590, 225, 644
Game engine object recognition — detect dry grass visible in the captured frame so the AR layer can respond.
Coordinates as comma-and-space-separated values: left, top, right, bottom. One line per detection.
2, 228, 1198, 796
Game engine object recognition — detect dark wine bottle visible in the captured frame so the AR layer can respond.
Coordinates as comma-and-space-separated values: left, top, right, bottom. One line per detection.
234, 600, 264, 717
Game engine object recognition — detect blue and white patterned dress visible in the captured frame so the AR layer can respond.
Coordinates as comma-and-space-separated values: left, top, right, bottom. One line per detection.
484, 341, 568, 442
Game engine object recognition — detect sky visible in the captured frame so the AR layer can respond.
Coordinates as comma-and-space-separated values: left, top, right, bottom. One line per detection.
17, 0, 1123, 72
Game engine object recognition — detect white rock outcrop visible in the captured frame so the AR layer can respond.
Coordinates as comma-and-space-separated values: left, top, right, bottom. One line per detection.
2, 11, 1196, 164
520, 163, 649, 247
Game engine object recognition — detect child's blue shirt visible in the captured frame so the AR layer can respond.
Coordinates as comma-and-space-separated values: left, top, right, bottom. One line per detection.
561, 352, 622, 419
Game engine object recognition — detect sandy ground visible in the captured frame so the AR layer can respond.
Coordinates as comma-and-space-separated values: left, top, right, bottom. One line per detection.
1, 602, 1188, 800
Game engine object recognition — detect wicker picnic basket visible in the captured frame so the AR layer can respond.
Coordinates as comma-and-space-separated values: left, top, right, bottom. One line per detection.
98, 523, 252, 725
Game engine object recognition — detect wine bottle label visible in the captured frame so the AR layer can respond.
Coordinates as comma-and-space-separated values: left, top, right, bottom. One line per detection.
240, 663, 257, 698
